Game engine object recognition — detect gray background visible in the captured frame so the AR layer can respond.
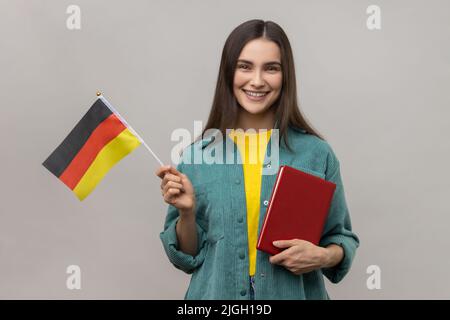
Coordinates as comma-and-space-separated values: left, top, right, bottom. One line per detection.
1, 0, 449, 299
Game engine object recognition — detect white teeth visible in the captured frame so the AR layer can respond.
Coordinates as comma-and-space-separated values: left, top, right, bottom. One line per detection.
244, 90, 268, 97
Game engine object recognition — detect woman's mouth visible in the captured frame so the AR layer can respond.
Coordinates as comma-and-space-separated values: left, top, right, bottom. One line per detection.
242, 89, 270, 102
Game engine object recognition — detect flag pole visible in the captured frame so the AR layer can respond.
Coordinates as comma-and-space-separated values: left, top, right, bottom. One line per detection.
96, 92, 164, 166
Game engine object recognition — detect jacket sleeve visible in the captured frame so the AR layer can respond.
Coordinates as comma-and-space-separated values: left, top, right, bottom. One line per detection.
159, 162, 208, 274
319, 148, 360, 284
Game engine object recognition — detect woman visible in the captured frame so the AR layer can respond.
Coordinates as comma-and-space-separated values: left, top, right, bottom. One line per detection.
156, 19, 359, 300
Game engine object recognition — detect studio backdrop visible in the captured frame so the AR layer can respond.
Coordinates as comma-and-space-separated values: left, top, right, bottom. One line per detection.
0, 0, 449, 299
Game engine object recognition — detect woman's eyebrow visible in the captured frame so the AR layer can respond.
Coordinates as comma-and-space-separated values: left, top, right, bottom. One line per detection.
237, 59, 281, 66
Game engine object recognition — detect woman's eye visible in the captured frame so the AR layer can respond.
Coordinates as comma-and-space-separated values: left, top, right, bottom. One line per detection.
238, 64, 250, 70
267, 66, 280, 72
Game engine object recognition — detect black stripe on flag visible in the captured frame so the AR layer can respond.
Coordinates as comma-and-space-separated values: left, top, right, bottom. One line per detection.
42, 98, 113, 178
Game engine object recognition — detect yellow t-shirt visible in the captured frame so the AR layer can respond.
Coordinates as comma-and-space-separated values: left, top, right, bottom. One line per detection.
228, 128, 272, 276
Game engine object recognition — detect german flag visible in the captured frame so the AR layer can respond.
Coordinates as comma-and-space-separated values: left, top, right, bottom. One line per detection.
42, 96, 141, 201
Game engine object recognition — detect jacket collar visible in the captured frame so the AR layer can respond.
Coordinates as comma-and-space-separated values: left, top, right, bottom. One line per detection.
199, 122, 308, 150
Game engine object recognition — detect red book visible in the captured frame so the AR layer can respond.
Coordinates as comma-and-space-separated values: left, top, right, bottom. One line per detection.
257, 165, 337, 255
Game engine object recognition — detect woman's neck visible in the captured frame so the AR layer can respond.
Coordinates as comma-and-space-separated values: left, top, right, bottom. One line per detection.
236, 108, 275, 131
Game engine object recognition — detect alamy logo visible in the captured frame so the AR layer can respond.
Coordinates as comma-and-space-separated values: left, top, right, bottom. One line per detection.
366, 5, 381, 30
66, 265, 81, 290
171, 121, 280, 175
66, 5, 81, 30
366, 265, 381, 290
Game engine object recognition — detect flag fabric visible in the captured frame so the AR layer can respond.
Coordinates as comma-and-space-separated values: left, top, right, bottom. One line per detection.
42, 96, 141, 201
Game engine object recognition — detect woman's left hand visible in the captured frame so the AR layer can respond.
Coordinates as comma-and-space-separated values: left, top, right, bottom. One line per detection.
269, 239, 333, 275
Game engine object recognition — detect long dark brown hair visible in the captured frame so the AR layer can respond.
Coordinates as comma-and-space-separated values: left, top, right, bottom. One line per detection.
195, 19, 325, 152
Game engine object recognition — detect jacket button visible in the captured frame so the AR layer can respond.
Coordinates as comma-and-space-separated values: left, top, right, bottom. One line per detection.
240, 289, 246, 296
239, 252, 245, 259
263, 200, 269, 206
235, 179, 241, 185
238, 217, 243, 223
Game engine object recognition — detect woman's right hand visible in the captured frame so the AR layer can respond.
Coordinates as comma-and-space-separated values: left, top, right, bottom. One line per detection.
155, 165, 196, 217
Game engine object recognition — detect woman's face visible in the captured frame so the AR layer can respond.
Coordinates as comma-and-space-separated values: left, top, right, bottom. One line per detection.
233, 38, 282, 116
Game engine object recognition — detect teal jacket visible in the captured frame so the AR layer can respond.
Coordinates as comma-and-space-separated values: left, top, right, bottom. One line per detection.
160, 126, 359, 299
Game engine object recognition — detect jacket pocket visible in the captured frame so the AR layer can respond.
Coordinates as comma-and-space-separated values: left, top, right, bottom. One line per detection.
205, 205, 224, 243
192, 178, 220, 197
194, 181, 224, 244
193, 180, 214, 217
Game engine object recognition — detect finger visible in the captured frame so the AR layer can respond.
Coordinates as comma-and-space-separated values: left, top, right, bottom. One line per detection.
269, 251, 286, 265
161, 173, 182, 189
159, 165, 181, 178
155, 165, 172, 179
269, 245, 297, 265
163, 188, 180, 202
168, 188, 181, 195
164, 173, 182, 183
163, 180, 184, 194
272, 239, 298, 249
167, 165, 181, 176
164, 196, 176, 205
269, 255, 285, 265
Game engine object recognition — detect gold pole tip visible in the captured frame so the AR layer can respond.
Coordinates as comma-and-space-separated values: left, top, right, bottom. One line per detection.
96, 91, 102, 97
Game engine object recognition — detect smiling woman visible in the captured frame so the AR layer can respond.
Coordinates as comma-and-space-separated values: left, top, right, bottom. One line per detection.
233, 38, 283, 127
157, 19, 359, 300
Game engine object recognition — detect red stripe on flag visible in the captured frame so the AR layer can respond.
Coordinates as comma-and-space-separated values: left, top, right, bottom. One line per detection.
59, 114, 127, 190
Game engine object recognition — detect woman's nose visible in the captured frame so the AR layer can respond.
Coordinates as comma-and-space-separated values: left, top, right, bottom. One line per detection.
250, 71, 265, 87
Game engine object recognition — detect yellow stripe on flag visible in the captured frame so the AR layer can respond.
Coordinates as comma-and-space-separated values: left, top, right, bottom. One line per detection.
73, 128, 141, 200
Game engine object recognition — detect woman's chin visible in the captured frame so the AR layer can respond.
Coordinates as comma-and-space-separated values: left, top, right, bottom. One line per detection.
240, 105, 270, 115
